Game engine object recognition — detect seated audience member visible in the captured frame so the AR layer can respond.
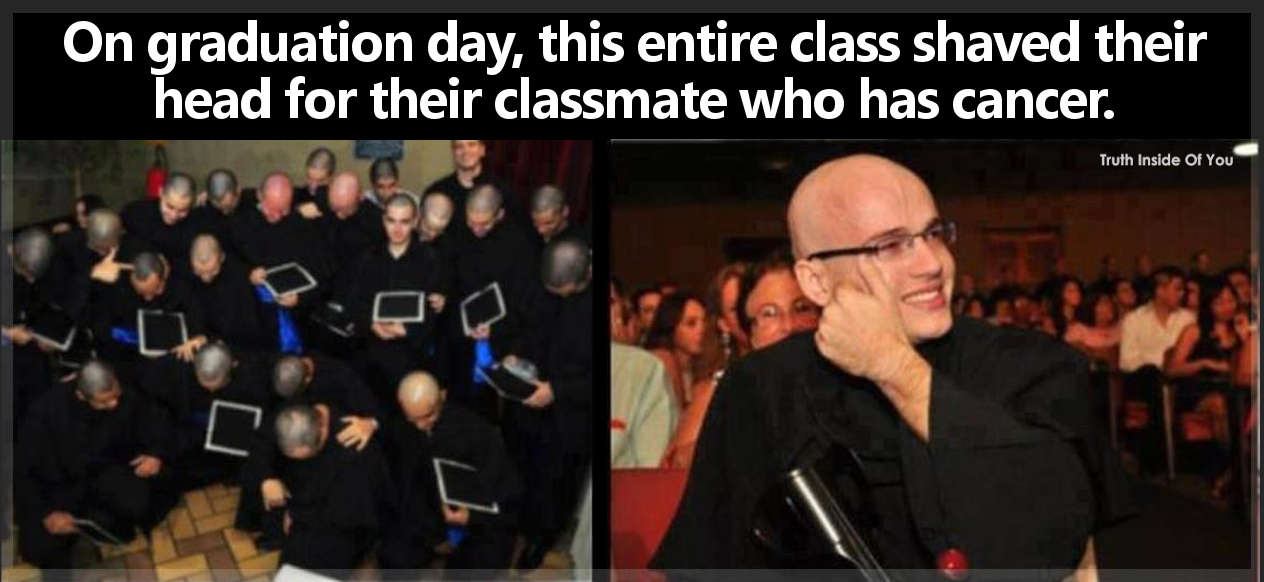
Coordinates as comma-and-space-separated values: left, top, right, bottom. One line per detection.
610, 280, 640, 345
295, 146, 336, 217
611, 342, 677, 468
706, 262, 750, 366
1065, 292, 1122, 369
1091, 253, 1121, 295
189, 234, 272, 351
16, 360, 171, 569
530, 184, 588, 246
381, 372, 523, 576
1049, 278, 1085, 338
121, 173, 207, 278
1184, 276, 1202, 312
1133, 253, 1155, 304
1012, 291, 1037, 329
346, 193, 448, 401
141, 342, 271, 490
1223, 266, 1253, 312
630, 286, 662, 344
1190, 249, 1215, 288
964, 296, 986, 319
663, 250, 820, 469
1119, 266, 1196, 475
987, 294, 1016, 327
270, 404, 394, 575
644, 293, 707, 411
1164, 277, 1243, 494
1114, 278, 1139, 314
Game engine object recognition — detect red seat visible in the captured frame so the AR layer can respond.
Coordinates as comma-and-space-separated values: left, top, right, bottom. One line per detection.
611, 468, 689, 571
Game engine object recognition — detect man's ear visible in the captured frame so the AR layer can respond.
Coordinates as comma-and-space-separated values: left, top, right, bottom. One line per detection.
495, 208, 505, 222
795, 258, 833, 307
562, 205, 570, 220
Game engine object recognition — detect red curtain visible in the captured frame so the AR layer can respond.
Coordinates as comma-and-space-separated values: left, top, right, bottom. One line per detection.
484, 140, 593, 222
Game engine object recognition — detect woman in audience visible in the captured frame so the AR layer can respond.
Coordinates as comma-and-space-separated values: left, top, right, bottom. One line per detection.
1166, 277, 1242, 496
661, 251, 819, 468
705, 262, 750, 369
1064, 291, 1122, 369
964, 296, 986, 319
1049, 277, 1084, 338
644, 292, 708, 412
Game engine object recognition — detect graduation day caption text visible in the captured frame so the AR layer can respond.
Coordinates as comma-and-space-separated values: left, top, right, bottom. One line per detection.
61, 18, 1211, 122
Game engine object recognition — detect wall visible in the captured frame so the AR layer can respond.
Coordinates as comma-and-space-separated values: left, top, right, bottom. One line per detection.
612, 185, 1253, 295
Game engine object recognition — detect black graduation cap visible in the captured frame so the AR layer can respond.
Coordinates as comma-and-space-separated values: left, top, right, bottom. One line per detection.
263, 262, 318, 297
311, 301, 355, 338
459, 282, 507, 336
433, 458, 500, 515
373, 290, 426, 324
27, 306, 77, 352
72, 517, 124, 547
204, 400, 264, 457
137, 310, 188, 357
476, 358, 539, 402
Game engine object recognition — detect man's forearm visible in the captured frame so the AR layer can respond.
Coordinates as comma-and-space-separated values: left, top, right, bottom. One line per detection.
876, 350, 932, 442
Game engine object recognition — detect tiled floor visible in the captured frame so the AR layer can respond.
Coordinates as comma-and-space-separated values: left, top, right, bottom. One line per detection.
2, 483, 577, 582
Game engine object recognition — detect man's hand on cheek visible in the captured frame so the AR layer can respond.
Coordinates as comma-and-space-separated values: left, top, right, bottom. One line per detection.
814, 255, 914, 383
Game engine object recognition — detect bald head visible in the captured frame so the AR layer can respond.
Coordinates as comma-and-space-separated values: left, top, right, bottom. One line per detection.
273, 356, 310, 399
397, 371, 444, 432
77, 359, 122, 411
190, 234, 225, 283
275, 404, 324, 459
194, 341, 234, 390
787, 154, 955, 344
420, 192, 454, 241
13, 227, 55, 280
466, 185, 504, 238
328, 171, 362, 219
542, 237, 591, 295
163, 173, 196, 201
531, 185, 570, 241
259, 172, 294, 223
86, 209, 123, 254
206, 169, 240, 214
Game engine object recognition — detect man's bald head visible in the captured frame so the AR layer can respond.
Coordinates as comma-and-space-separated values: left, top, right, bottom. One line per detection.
275, 404, 325, 459
86, 209, 123, 254
273, 356, 311, 399
206, 169, 240, 214
77, 359, 122, 411
419, 192, 454, 241
259, 172, 294, 223
466, 184, 504, 238
542, 237, 591, 296
194, 341, 234, 390
131, 252, 169, 301
787, 154, 955, 344
397, 371, 444, 432
531, 185, 570, 241
190, 234, 225, 283
328, 171, 362, 219
13, 227, 55, 280
159, 173, 196, 226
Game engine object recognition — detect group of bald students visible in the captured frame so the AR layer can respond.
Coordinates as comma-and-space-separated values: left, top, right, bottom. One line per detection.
5, 142, 594, 577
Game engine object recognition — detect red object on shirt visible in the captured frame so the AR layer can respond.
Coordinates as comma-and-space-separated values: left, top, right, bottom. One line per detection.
937, 547, 970, 580
145, 166, 167, 200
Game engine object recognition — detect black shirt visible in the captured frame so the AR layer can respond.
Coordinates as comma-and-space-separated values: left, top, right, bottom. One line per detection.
651, 317, 1135, 576
319, 203, 385, 303
449, 220, 540, 356
187, 255, 271, 350
121, 199, 211, 277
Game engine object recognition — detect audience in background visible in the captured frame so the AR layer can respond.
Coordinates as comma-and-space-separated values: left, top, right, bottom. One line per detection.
643, 293, 707, 412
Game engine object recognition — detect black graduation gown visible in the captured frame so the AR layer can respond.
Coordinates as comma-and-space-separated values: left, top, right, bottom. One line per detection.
91, 274, 205, 371
187, 255, 271, 351
381, 403, 523, 571
189, 205, 247, 263
8, 266, 58, 425
226, 204, 334, 306
121, 199, 211, 278
347, 240, 449, 401
651, 318, 1136, 578
15, 383, 174, 567
57, 233, 151, 324
318, 202, 385, 304
449, 220, 539, 358
293, 183, 328, 211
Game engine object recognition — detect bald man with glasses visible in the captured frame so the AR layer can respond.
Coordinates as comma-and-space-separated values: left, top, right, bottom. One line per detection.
652, 154, 1134, 579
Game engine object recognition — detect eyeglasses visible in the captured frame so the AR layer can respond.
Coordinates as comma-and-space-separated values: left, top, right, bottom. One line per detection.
806, 220, 957, 263
752, 300, 821, 329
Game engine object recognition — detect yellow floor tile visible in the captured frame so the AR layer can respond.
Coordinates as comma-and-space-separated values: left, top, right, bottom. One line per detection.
209, 495, 237, 514
236, 551, 280, 578
204, 483, 229, 499
169, 508, 197, 540
194, 512, 234, 535
101, 534, 149, 559
1, 564, 42, 582
223, 529, 257, 562
185, 491, 214, 520
155, 554, 210, 582
151, 529, 179, 564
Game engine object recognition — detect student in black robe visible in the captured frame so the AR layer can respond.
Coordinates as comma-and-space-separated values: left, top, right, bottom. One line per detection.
418, 191, 459, 293
15, 360, 173, 570
121, 173, 208, 278
91, 252, 207, 380
234, 354, 382, 536
269, 404, 395, 576
381, 371, 522, 576
188, 234, 272, 351
447, 184, 541, 420
138, 342, 272, 491
505, 238, 594, 571
5, 228, 60, 425
347, 193, 449, 406
319, 171, 386, 303
529, 184, 590, 250
652, 155, 1133, 578
190, 169, 254, 260
227, 172, 334, 348
361, 157, 418, 211
423, 140, 520, 226
56, 208, 151, 323
294, 146, 336, 216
